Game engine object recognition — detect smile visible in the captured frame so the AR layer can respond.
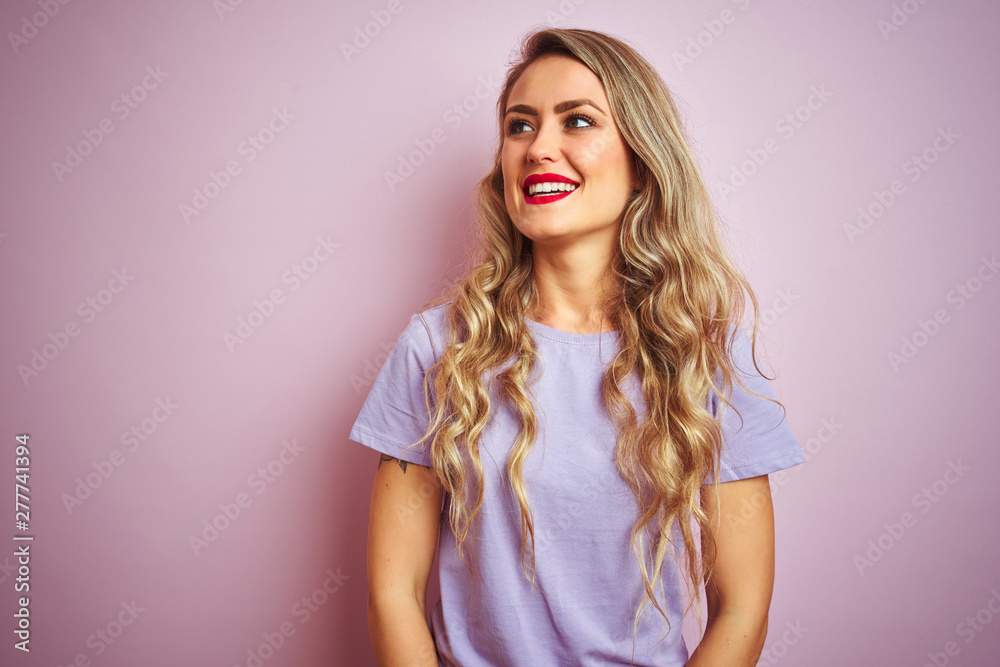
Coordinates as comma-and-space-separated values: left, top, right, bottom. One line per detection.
522, 173, 580, 205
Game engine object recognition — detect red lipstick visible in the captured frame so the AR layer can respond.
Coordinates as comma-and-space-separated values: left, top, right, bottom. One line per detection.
521, 173, 579, 206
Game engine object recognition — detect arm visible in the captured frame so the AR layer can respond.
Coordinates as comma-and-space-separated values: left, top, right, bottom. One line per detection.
686, 474, 774, 666
367, 453, 445, 667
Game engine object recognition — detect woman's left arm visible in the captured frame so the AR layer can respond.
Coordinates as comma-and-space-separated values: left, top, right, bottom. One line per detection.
686, 474, 775, 667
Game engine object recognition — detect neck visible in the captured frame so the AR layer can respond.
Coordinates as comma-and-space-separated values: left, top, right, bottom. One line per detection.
527, 234, 618, 334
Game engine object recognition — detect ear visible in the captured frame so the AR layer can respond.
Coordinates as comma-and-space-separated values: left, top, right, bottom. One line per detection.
632, 172, 645, 192
631, 153, 645, 191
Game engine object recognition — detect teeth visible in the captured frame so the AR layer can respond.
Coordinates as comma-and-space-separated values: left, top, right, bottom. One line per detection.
528, 182, 578, 196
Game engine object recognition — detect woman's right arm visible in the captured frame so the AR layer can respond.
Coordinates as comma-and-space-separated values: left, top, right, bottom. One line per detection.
367, 453, 444, 667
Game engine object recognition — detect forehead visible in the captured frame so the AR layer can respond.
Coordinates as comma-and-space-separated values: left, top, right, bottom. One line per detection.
507, 54, 608, 105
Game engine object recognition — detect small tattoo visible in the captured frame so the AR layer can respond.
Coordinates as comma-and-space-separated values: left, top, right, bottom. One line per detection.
378, 454, 408, 473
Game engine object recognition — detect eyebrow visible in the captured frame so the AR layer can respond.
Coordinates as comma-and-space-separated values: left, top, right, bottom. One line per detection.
504, 98, 606, 117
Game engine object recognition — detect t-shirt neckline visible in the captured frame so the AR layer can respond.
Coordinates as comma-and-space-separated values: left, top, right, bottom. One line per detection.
524, 316, 620, 345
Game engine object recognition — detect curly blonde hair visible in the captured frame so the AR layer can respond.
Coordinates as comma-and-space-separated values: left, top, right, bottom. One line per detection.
400, 26, 782, 663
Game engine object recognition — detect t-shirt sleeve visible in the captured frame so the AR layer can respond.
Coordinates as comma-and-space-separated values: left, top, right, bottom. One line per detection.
703, 328, 806, 484
348, 313, 440, 468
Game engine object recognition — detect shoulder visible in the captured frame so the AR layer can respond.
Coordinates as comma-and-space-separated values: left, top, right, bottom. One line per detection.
709, 325, 780, 416
705, 325, 804, 482
397, 300, 453, 367
722, 325, 776, 382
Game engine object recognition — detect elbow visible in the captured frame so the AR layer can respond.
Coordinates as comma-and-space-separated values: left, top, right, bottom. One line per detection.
752, 614, 769, 659
706, 606, 770, 663
733, 609, 768, 658
368, 587, 426, 618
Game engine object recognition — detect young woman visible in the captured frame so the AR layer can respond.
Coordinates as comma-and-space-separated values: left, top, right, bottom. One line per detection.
353, 27, 806, 667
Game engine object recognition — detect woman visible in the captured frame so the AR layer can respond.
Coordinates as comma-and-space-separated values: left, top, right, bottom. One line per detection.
353, 27, 806, 667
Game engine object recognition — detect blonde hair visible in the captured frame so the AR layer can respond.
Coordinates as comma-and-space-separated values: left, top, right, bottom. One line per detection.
402, 26, 782, 663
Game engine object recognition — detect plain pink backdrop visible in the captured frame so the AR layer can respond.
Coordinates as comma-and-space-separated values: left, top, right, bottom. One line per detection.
2, 1, 998, 665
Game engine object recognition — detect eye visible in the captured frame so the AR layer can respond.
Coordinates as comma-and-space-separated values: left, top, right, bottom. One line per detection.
507, 118, 530, 135
505, 113, 598, 136
566, 113, 596, 129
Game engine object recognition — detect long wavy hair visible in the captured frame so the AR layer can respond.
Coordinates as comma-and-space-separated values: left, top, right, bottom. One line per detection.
400, 27, 783, 661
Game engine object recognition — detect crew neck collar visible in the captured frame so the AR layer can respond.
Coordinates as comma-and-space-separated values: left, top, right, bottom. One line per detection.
524, 316, 620, 345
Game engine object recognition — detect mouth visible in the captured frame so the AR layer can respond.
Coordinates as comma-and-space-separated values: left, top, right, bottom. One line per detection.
521, 173, 580, 206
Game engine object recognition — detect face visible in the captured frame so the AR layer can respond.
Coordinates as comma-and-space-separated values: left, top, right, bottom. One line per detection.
501, 54, 639, 245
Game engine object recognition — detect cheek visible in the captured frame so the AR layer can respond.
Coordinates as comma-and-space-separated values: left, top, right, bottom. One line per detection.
501, 154, 516, 186
591, 145, 632, 189
501, 171, 518, 209
576, 134, 617, 167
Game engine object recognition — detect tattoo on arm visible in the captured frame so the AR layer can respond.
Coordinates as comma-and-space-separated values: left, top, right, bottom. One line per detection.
378, 454, 408, 473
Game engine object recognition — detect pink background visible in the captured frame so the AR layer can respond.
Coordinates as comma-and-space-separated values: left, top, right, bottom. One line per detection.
2, 1, 998, 665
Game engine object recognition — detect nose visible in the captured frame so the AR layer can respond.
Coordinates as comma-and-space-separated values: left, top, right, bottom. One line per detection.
525, 118, 561, 164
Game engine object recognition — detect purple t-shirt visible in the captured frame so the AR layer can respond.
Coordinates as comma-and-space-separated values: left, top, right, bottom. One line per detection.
349, 302, 805, 666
